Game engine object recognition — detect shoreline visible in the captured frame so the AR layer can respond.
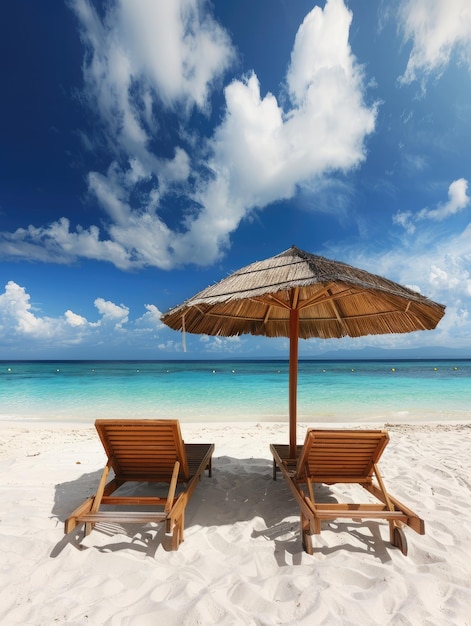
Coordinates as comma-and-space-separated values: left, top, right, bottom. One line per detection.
2, 416, 471, 431
1, 419, 471, 624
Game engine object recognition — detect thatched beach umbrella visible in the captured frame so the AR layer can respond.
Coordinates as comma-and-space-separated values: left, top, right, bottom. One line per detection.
162, 246, 445, 458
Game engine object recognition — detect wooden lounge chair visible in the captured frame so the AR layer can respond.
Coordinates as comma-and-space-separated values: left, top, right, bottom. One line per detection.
270, 429, 424, 556
65, 419, 214, 550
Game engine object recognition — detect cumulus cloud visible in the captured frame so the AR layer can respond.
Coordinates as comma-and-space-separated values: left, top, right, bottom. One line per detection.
0, 281, 166, 352
70, 0, 233, 155
65, 310, 88, 327
398, 0, 471, 84
0, 281, 56, 339
94, 297, 129, 327
418, 178, 470, 220
339, 193, 471, 349
0, 0, 376, 270
387, 181, 471, 338
164, 0, 377, 263
0, 218, 133, 269
135, 304, 164, 329
393, 178, 470, 234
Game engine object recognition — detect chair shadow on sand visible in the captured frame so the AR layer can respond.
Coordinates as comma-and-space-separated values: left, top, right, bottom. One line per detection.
50, 455, 396, 564
251, 483, 395, 566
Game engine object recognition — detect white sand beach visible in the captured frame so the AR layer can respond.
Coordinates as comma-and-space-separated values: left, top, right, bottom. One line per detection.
1, 420, 471, 625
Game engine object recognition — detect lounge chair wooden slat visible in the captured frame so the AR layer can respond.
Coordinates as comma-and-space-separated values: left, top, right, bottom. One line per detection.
270, 429, 424, 556
311, 510, 410, 521
101, 496, 171, 505
65, 419, 214, 551
78, 512, 169, 524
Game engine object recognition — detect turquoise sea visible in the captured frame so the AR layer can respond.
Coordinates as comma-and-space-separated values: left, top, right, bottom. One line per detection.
1, 360, 470, 425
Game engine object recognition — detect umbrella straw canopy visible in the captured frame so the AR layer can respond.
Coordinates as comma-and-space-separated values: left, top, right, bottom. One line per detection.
162, 246, 445, 456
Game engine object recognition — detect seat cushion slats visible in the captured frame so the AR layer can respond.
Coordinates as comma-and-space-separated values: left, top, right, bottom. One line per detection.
96, 419, 190, 480
299, 429, 388, 480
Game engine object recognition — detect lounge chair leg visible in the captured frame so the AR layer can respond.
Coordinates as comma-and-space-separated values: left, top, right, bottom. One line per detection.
273, 459, 277, 481
180, 511, 185, 544
300, 514, 314, 555
302, 529, 313, 555
170, 527, 178, 550
170, 516, 183, 550
391, 524, 408, 556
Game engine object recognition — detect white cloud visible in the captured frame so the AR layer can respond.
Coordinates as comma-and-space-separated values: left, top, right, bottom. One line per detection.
0, 281, 56, 338
200, 336, 244, 353
287, 0, 355, 102
65, 310, 88, 327
135, 304, 164, 329
157, 340, 182, 352
334, 205, 471, 349
0, 281, 170, 353
429, 264, 460, 290
171, 0, 377, 263
393, 178, 470, 232
0, 217, 132, 269
94, 298, 129, 327
392, 210, 416, 234
418, 178, 470, 220
69, 0, 233, 155
116, 0, 233, 109
0, 0, 376, 271
398, 0, 471, 84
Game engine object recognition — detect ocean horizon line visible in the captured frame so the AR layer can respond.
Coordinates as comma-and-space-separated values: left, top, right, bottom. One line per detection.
2, 357, 471, 363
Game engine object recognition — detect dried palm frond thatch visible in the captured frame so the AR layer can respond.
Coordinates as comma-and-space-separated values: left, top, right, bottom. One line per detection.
162, 246, 445, 339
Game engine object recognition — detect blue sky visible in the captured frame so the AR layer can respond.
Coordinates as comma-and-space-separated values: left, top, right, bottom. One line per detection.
1, 0, 471, 360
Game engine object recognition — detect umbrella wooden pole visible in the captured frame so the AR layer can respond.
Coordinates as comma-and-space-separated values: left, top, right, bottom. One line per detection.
289, 307, 299, 459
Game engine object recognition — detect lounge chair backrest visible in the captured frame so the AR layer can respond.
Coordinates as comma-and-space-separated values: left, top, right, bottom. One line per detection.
296, 429, 389, 483
95, 419, 190, 482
